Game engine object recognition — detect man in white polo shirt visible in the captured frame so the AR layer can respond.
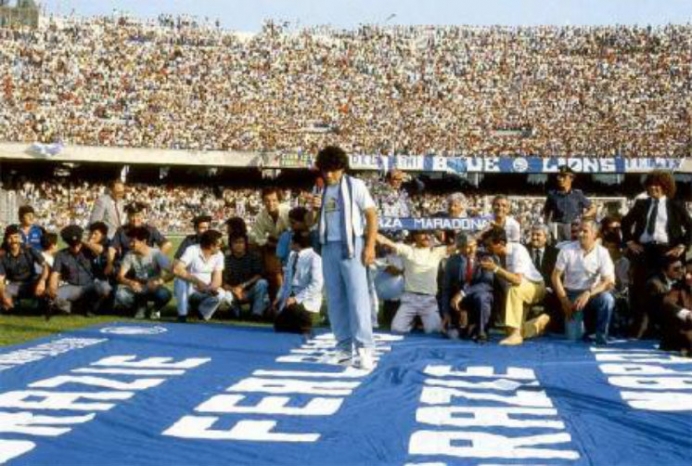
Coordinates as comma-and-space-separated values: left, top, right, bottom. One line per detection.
481, 227, 550, 346
551, 219, 615, 345
173, 230, 232, 323
376, 231, 451, 334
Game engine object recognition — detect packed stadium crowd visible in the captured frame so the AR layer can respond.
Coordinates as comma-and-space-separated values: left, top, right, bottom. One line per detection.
1, 147, 691, 366
1, 17, 691, 157
11, 176, 622, 234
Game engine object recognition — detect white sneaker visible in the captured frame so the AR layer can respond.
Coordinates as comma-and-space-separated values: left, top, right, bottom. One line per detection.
333, 349, 353, 366
150, 310, 161, 320
356, 347, 374, 371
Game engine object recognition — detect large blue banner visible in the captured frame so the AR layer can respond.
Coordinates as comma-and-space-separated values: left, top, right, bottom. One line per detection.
1, 324, 691, 465
347, 155, 685, 174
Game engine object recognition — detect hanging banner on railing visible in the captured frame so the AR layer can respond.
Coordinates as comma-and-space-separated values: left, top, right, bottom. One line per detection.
345, 155, 684, 174
378, 216, 492, 232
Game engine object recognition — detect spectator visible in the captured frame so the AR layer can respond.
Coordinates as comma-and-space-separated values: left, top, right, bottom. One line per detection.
39, 232, 59, 269
441, 233, 495, 342
115, 226, 173, 319
526, 223, 561, 333
551, 219, 616, 344
173, 229, 232, 323
108, 202, 172, 275
274, 230, 324, 335
376, 230, 449, 334
174, 215, 212, 260
481, 227, 550, 346
479, 195, 522, 243
81, 221, 113, 301
223, 232, 269, 320
658, 258, 692, 356
49, 225, 110, 316
622, 170, 692, 339
543, 166, 596, 241
250, 186, 290, 301
0, 225, 49, 313
18, 205, 45, 251
89, 180, 126, 239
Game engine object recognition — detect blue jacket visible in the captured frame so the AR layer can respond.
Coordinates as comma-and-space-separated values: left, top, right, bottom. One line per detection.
440, 253, 494, 317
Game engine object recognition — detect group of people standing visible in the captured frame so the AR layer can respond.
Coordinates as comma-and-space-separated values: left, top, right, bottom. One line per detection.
1, 147, 691, 367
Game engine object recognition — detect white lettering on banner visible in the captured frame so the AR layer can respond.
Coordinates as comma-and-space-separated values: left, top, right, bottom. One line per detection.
197, 394, 343, 416
0, 354, 209, 464
345, 154, 686, 173
432, 157, 447, 171
0, 391, 132, 411
164, 333, 403, 443
424, 366, 536, 380
466, 158, 500, 173
425, 378, 539, 391
410, 431, 579, 460
599, 364, 692, 376
164, 417, 319, 442
408, 366, 579, 462
416, 407, 565, 429
0, 412, 95, 436
0, 440, 35, 464
394, 155, 424, 171
91, 355, 209, 369
0, 338, 106, 372
420, 387, 553, 407
592, 347, 692, 411
30, 375, 166, 391
620, 392, 692, 411
226, 378, 358, 396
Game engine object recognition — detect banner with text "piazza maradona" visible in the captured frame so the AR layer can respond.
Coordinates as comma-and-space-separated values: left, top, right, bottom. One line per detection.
1, 324, 691, 466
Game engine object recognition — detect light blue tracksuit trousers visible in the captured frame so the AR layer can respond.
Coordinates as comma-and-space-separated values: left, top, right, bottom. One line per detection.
322, 237, 374, 351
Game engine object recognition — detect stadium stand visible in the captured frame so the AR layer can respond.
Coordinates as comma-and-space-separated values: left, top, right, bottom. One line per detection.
0, 18, 690, 157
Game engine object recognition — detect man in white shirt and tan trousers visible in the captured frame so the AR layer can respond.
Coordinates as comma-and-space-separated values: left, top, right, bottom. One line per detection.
481, 227, 550, 345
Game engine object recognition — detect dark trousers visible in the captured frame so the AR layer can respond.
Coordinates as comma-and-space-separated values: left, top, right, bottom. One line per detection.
450, 290, 494, 337
274, 303, 316, 334
629, 243, 669, 338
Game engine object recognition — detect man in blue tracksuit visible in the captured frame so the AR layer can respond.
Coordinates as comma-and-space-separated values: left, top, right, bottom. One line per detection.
310, 146, 378, 370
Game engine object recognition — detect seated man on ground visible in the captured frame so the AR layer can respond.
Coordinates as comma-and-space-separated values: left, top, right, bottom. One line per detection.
645, 256, 687, 342
107, 202, 172, 276
115, 226, 173, 319
39, 233, 59, 270
376, 230, 451, 334
173, 214, 213, 318
526, 223, 562, 333
223, 232, 269, 320
658, 258, 692, 356
173, 229, 232, 322
48, 225, 110, 317
273, 230, 324, 335
0, 225, 49, 313
441, 233, 495, 342
481, 227, 550, 346
551, 219, 615, 344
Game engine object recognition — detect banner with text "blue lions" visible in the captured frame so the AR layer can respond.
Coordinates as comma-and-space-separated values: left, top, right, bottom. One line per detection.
1, 324, 691, 466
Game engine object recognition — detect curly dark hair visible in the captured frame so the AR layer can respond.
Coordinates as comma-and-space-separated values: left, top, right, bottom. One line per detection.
315, 146, 349, 172
644, 170, 676, 198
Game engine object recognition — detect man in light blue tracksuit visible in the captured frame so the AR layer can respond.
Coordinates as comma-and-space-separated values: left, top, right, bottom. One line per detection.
310, 146, 379, 370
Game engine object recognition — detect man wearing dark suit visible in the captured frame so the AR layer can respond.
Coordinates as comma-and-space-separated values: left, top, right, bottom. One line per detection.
526, 223, 562, 333
89, 180, 126, 239
661, 260, 692, 356
441, 233, 495, 342
622, 170, 692, 339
